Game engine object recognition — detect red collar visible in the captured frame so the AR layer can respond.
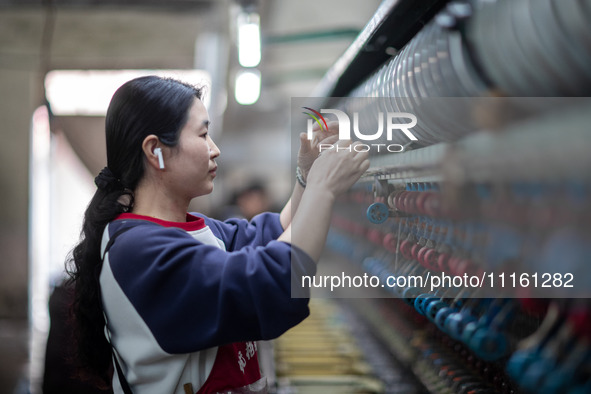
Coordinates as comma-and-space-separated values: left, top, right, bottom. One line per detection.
115, 212, 206, 231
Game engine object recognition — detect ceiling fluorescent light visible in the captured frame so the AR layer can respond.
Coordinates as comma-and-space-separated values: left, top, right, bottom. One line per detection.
237, 12, 261, 67
235, 69, 261, 105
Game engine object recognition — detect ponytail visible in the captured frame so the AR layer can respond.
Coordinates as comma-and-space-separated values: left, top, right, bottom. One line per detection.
66, 172, 132, 386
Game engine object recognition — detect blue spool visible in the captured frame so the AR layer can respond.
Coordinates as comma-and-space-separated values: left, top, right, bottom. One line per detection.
461, 320, 481, 345
366, 202, 390, 224
435, 306, 457, 331
402, 286, 423, 305
425, 299, 446, 322
507, 349, 538, 378
414, 294, 433, 315
445, 310, 477, 341
520, 358, 555, 392
539, 368, 574, 394
470, 328, 509, 361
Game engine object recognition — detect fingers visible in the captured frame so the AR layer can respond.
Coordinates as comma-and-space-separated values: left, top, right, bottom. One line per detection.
316, 139, 369, 159
299, 132, 312, 154
316, 140, 368, 172
311, 120, 339, 144
324, 121, 339, 135
317, 134, 339, 146
360, 158, 371, 174
350, 143, 370, 175
356, 143, 370, 155
306, 139, 371, 195
335, 138, 353, 148
350, 141, 370, 160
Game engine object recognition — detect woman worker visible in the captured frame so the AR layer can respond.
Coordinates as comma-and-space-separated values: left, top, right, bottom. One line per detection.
67, 75, 369, 393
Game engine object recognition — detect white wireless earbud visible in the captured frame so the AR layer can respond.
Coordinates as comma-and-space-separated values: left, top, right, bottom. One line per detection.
154, 147, 165, 169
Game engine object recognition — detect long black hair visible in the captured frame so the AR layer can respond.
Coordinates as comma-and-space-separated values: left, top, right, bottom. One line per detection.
66, 76, 203, 386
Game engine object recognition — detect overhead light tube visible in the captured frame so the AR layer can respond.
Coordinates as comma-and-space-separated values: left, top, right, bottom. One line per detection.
235, 69, 261, 105
237, 12, 261, 67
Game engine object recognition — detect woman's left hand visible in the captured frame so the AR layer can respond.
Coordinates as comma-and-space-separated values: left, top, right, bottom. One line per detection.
297, 121, 339, 181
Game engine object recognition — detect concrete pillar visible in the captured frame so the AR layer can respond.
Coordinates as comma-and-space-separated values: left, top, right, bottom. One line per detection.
0, 70, 40, 318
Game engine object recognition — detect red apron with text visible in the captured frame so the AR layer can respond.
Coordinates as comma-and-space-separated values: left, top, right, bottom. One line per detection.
197, 341, 267, 394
